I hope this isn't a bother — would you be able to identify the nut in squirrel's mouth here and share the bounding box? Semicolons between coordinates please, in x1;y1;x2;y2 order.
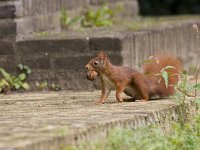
87;71;99;81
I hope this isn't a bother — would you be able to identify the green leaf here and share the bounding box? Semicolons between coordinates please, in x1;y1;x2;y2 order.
18;63;24;70
36;81;48;90
161;70;169;88
0;80;5;87
67;16;82;27
61;8;69;25
2;79;9;87
18;73;27;81
21;82;30;90
196;98;200;102
26;69;32;74
193;84;200;89
24;66;32;74
13;83;20;89
95;19;112;27
0;68;13;83
164;66;176;70
50;83;62;91
82;5;114;28
143;59;155;63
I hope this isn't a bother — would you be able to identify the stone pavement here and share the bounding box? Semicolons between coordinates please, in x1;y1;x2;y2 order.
0;91;197;150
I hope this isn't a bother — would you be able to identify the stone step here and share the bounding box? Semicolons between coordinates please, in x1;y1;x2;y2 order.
15;34;124;90
0;38;14;55
0;91;197;150
14;20;200;90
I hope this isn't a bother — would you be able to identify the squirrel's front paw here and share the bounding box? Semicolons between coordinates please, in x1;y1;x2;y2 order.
95;100;104;105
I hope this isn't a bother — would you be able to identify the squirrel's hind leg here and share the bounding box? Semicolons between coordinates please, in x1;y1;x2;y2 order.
132;73;149;101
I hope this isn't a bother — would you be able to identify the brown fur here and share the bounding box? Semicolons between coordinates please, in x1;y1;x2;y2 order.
143;54;182;97
86;52;182;104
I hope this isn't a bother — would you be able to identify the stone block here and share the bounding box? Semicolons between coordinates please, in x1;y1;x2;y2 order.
107;52;123;65
55;70;100;90
0;19;16;38
16;12;61;35
18;57;51;70
15;17;34;35
0;5;16;19
32;13;61;32
16;37;89;56
89;36;123;51
54;52;123;71
54;56;92;70
120;34;135;67
0;55;16;72
0;39;14;55
27;69;55;80
131;31;152;65
119;0;139;17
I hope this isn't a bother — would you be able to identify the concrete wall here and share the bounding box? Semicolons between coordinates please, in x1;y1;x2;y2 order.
15;21;200;90
121;22;200;68
0;0;139;35
0;0;199;91
0;0;17;74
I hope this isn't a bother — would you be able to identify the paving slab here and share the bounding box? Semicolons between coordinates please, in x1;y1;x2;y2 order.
0;91;197;150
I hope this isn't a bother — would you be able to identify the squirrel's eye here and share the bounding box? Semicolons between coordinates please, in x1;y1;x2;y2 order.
93;61;99;66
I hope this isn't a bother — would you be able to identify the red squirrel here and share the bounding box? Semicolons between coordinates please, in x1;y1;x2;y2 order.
86;51;182;104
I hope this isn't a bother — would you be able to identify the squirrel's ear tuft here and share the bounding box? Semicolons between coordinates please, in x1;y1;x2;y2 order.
97;51;107;60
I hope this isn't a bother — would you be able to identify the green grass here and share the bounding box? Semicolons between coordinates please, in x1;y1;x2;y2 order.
65;108;200;150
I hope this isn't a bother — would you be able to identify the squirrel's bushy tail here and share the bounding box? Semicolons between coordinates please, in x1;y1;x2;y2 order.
143;54;182;97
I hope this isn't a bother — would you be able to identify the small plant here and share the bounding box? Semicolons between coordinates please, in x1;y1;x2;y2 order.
18;63;32;75
0;64;31;94
36;81;62;91
61;5;121;29
81;5;114;27
155;64;199;124
61;8;83;29
144;53;199;125
49;83;62;91
57;127;69;137
64;114;200;150
36;81;48;90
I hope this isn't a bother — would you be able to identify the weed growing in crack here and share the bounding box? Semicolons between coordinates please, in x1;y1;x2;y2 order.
64;117;200;150
0;64;31;94
61;5;123;30
36;81;62;91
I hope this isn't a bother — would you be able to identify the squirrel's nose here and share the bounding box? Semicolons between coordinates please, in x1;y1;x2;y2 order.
85;64;89;70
